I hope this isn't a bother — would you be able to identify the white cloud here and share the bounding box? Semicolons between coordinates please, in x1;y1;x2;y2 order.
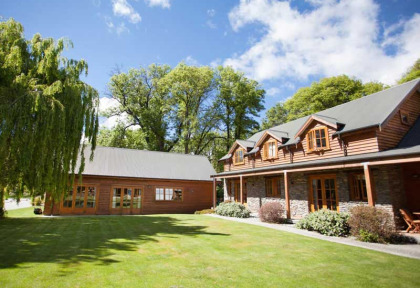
225;0;420;85
112;0;141;23
266;87;280;97
206;20;217;29
207;9;216;17
184;55;200;66
99;97;119;114
145;0;171;9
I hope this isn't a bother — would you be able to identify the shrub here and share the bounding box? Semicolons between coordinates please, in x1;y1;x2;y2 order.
259;202;284;223
348;206;395;243
296;209;350;237
194;209;215;215
215;202;251;218
33;196;43;206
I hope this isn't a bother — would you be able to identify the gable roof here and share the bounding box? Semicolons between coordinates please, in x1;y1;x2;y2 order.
79;146;215;181
227;139;255;154
248;78;420;147
294;114;340;138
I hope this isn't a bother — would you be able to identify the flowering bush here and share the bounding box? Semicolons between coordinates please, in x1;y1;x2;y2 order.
215;202;251;218
296;209;350;237
259;202;284;223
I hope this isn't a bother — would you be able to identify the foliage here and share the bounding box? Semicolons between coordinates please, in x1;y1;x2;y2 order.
194;209;215;215
0;18;99;212
398;58;420;84
259;202;285;223
215;66;265;151
296;209;350;237
32;196;43;206
97;124;147;150
215;201;251;218
348;206;395;243
262;75;386;126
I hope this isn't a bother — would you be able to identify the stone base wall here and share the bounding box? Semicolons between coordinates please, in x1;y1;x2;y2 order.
222;165;406;227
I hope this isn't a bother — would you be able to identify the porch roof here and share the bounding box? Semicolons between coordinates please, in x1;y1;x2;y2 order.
212;144;420;178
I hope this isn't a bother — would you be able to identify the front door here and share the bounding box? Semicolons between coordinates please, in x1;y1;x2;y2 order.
309;174;339;212
233;180;247;204
61;185;98;214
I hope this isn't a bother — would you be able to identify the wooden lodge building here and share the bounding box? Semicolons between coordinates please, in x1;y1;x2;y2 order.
212;78;420;225
44;147;215;215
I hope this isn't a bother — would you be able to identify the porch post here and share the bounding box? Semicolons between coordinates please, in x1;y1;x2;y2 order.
284;171;291;219
363;163;375;206
240;175;243;204
212;178;216;208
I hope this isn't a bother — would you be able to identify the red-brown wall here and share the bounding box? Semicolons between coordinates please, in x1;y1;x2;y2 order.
44;175;213;215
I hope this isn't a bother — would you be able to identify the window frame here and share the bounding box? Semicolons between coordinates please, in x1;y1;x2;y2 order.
155;186;183;202
110;185;144;212
306;126;330;152
265;177;281;198
400;109;410;126
61;183;99;213
348;173;368;202
234;148;245;165
263;139;278;160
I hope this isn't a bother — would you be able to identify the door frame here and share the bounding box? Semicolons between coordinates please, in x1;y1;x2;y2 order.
110;185;144;215
308;174;339;212
60;183;99;214
232;179;247;204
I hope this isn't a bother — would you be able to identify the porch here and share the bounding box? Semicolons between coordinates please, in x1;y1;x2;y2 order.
212;154;420;228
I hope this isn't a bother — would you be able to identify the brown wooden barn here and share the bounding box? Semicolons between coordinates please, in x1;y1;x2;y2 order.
44;147;215;215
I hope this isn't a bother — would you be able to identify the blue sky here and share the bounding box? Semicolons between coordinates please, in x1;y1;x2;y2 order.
2;0;420;128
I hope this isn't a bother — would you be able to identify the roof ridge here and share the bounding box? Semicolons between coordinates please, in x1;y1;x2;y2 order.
94;146;209;158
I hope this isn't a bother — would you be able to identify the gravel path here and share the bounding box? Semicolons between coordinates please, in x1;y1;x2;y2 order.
207;214;420;260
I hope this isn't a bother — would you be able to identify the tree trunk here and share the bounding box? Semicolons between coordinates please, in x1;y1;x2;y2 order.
0;186;4;218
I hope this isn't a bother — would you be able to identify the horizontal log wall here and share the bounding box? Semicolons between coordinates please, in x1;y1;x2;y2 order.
44;176;213;215
377;91;420;150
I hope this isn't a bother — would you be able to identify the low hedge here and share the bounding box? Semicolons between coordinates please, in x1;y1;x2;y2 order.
194;209;215;215
215;201;251;218
296;209;350;237
259;202;284;223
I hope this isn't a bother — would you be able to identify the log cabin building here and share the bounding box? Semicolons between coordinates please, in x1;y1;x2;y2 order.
44;147;215;215
212;78;420;226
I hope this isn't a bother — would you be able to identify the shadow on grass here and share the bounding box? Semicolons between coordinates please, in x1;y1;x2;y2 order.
0;216;228;270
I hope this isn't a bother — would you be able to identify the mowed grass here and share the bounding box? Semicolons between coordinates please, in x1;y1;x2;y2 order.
1;210;419;288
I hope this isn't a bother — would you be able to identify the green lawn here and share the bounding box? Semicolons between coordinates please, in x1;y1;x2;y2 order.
0;210;419;288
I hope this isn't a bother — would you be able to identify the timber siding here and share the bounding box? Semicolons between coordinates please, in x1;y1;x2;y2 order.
44;176;213;215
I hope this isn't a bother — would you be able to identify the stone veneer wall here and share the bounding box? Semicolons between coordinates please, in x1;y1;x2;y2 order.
223;164;406;227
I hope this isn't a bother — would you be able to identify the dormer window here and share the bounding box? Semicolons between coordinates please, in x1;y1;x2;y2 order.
400;110;410;125
263;140;278;160
307;126;329;152
234;148;245;165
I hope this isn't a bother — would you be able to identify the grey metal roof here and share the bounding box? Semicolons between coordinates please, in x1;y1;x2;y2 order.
267;129;289;140
219;153;232;161
236;140;255;149
398;116;420;148
80;146;215;181
213;144;420;177
247;78;420;146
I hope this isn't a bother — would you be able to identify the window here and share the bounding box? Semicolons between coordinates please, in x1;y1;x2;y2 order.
155;188;164;200
400;110;410;125
132;188;142;209
265;177;281;197
86;187;96;208
234;148;245;165
112;187;142;210
349;173;368;201
263;140;278;160
63;188;73;208
62;185;97;211
112;188;122;208
307;127;329;152
156;187;183;201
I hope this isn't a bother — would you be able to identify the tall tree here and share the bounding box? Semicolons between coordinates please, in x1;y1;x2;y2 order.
161;63;215;154
398;58;420;84
105;64;172;151
0;19;99;215
215;66;265;150
262;75;386;127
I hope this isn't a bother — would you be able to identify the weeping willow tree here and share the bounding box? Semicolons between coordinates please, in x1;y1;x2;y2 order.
0;18;99;216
